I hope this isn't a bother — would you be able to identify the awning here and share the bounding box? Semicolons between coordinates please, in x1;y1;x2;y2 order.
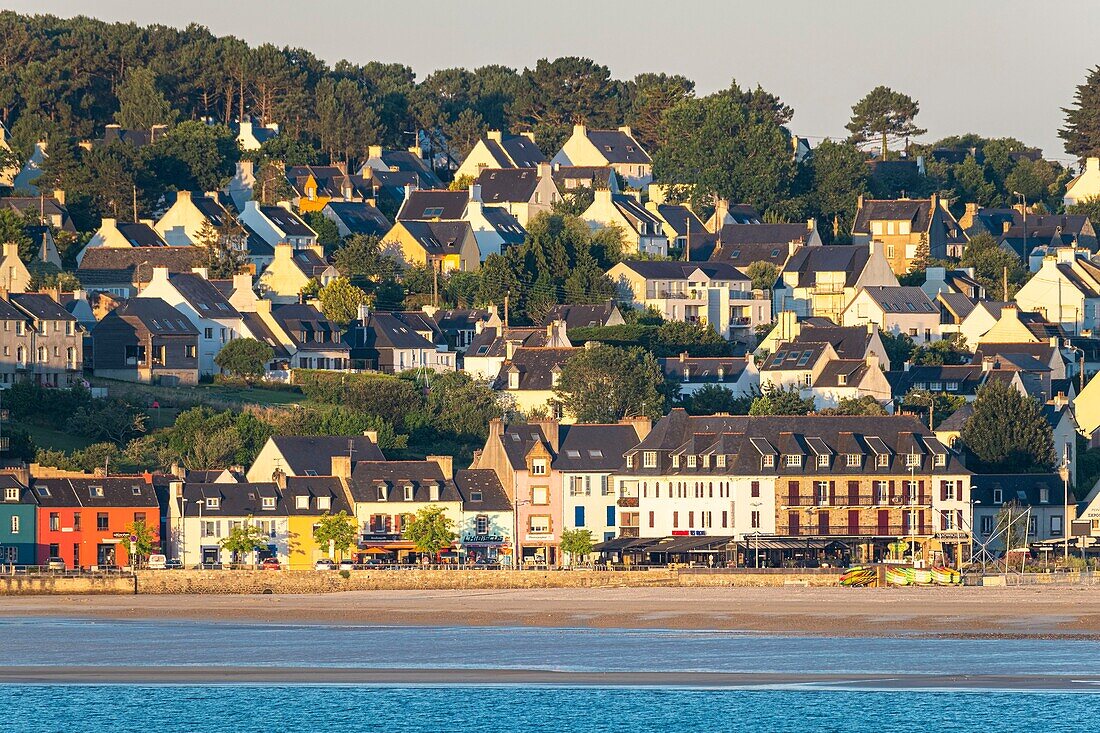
735;537;848;551
593;537;655;552
646;536;735;554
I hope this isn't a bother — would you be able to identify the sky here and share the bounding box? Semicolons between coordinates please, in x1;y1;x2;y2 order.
5;0;1098;164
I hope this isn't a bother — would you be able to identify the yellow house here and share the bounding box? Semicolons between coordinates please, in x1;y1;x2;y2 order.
281;475;356;569
383;220;480;272
493;346;578;421
258;243;337;304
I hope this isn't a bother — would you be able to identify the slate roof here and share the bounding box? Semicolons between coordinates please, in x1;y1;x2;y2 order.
453;468;511;511
398;220;474;256
0;297;28;321
32;477;159;508
269;435;385;476
972;343;1060;366
475;168;540;203
500;423;551;470
886;364;988;398
660;355;752;384
762;342;831;371
116;222;168;247
269;303;349;352
288;248;331;278
494;347;577;390
616;260;747;282
466;326;556;358
240;312;290;359
781;245;872;288
0;196;76;232
625;410;963;475
347;460;460;503
104;298;198;336
187;194;236;228
282;476;353;516
433;309;495;335
583;129;651;164
541;303;617;330
655;203;706;238
358;311;437;351
10;293;77;321
937;292;977;321
180;482;284;517
77;247;207;289
853;199;933;233
167;272;241;318
815;359;871;388
479;134;547;169
552;166;615;189
790;325;874;360
480;206;527;244
324;201;391;237
607;193;662;233
552;424;640;472
858;286;938;314
398;190;467;220
260;206;314;237
718;223;812;246
970;474;1072;506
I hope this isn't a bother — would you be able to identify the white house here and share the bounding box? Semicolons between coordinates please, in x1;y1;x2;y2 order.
455;130;546;181
155;191;240;247
773;243;899;322
136;267;249;375
78;218;169;264
552;125;652;188
474;163;561;225
239;201;318;250
581;189;667;256
236;121;279;152
1064;157;1100;207
660;354;760;399
1014;248;1100;336
841;286;941;344
169;480;288;567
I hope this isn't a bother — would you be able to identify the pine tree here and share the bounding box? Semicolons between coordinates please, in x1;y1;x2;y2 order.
960;380;1055;473
1061;66;1100;159
845;86;926;158
115;67;177;130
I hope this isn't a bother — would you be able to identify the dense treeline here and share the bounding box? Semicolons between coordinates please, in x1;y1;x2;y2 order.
0;11;1077;238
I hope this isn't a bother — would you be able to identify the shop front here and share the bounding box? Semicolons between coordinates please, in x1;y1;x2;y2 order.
357;533;456;564
522;532;558;567
459;531;507;564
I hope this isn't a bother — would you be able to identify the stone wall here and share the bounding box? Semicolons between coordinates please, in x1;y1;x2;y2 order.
0;574;135;595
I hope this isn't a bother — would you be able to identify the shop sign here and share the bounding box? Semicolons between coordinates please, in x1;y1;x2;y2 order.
461;532;504;544
525;533;554;542
670;530;707;537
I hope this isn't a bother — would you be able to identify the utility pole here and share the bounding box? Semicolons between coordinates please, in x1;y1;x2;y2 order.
1002;265;1008;302
432;265;438;308
684;215;691;262
503;293;510;329
132;185;138;223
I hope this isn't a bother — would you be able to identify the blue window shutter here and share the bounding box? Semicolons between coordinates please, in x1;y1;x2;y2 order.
606;505;616;526
575;506;585;527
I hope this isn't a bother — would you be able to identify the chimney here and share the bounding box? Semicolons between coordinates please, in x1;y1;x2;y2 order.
190;267;209;280
519;131;535;143
505;339;516;360
330;455;352;479
362;429;379;444
151;266;170;283
176;190;192;205
232;273;253;293
276;201;292;212
239;121;253;137
272;468;287;490
1054;392;1069;409
367;145;383;159
274;242;294;261
408;144;424;159
488;418;504;441
1;242;17;260
1088;157;1100;174
573;123;587;138
806;217;816;233
867;240;877;255
536;161;552;179
625;416;652;441
1050;335;1060;348
255;298;273;314
357;302;370;323
679;351;687;363
487;130;503;142
964;202;978;220
866;353;881;372
594;188;613;205
711;199;730;233
981;356;995;372
426;455;453;480
469;183;482;203
1003;220;1012;235
531;419;560;451
903;361;911;372
53;189;65;206
618;125;633;138
333;160;348;176
647;183;666;205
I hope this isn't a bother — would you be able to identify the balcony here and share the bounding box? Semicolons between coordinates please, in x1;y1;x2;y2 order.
781;494;930;508
784;523;932;537
619;527;640;538
617;497;639;508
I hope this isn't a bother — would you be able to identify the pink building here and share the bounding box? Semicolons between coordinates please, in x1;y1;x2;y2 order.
475;419;561;566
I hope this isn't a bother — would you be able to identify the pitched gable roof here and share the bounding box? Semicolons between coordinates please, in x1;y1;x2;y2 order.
475;168;541;203
583;129;651;164
397;190;467;221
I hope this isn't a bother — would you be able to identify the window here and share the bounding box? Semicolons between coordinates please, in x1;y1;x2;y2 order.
687;455;697;468
751;510;761;529
88;485;104;498
876;454;889;468
204;328;213;340
49;513;59;531
1052;515;1064;537
474;514;489;534
296;496;310;510
785;454;802;467
846;454;860;468
762;455;775;468
404;485;414;501
672;455;680;468
751;480;760;498
980;516;993;534
816;481;829;506
73;513;80;531
532;486;549;505
934;454;946;467
206;497;220;510
905;453;920;468
262;497;276;510
817;454;829;467
1039;488;1050;504
875;481;888;504
942;481;956;501
529;515;550;533
905;481;918;504
643;452;657;468
531;459;548;476
9;515;18;534
993;489;1003;504
606;505;615;527
186;345;196;358
200;520;219;538
96;513;109;531
3;487;17;501
716;455;726;468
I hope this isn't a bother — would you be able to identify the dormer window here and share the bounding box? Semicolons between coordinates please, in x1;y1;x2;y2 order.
508;371;519;389
89;486;104;498
762;455;775;468
876;454;889;468
262;497;276;510
532;459;548;476
906;453;920;468
934;454;946;467
4;488;18;501
716;455;727;468
404;485;414;501
846;454;861;468
317;496;331;511
643;452;657;469
817;455;830;467
687;455;697;468
296;495;309;510
429;484;441;502
785;454;802;467
206;497;220;509
470;491;483;502
672;455;680;468
378;486;387;501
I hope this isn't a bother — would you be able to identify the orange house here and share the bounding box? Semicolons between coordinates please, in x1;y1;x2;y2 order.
34;476;161;569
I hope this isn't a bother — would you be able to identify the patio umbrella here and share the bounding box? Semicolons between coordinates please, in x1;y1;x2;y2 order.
362;547;390;555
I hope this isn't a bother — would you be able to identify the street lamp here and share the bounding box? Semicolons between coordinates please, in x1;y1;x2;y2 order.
750;501;763;568
969;499;981;567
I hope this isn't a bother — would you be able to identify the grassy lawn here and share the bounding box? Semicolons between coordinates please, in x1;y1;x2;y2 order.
88;377;308;410
17;423;96;453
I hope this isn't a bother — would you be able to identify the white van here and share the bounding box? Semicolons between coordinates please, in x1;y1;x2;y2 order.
147;554;167;570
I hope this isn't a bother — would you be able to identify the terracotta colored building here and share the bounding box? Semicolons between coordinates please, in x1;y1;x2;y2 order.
34;476;161;568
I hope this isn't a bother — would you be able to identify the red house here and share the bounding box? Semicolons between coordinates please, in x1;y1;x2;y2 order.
34;476;161;568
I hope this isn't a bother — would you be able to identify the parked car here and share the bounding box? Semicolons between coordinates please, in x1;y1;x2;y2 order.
338;559;355;571
147;554;167;570
45;557;65;572
261;557;281;571
164;558;183;570
314;558;335;571
199;562;223;570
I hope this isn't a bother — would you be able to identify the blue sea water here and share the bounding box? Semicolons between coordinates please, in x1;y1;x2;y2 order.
1;619;1098;732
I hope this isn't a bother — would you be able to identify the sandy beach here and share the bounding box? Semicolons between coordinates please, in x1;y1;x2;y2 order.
2;586;1100;638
